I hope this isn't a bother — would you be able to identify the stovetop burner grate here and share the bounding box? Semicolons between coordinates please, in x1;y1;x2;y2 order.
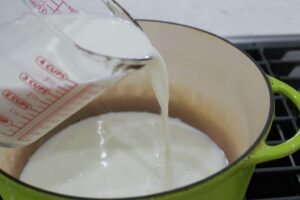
235;39;300;200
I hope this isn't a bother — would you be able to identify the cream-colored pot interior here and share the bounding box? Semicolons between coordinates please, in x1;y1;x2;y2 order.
0;21;271;180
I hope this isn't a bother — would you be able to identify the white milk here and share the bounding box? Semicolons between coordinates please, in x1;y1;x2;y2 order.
51;15;173;189
18;14;228;198
21;112;228;198
147;55;172;187
48;14;153;59
50;14;170;166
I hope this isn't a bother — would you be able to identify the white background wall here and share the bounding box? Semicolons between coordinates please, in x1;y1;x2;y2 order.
117;0;300;37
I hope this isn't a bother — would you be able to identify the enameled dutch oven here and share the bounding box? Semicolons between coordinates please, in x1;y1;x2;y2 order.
0;20;300;200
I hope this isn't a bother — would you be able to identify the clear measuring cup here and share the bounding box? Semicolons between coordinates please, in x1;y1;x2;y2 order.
0;0;151;147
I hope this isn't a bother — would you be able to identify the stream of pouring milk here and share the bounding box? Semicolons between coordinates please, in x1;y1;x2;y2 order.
20;14;228;198
48;14;173;189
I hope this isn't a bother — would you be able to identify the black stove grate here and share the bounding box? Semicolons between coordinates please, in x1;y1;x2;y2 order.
235;40;300;200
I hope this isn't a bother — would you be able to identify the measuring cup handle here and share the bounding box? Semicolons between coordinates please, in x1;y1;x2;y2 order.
249;76;300;164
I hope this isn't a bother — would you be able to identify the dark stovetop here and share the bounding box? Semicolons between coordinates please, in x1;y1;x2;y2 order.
231;36;300;200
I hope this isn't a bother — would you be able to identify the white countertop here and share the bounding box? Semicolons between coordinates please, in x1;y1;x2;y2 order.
117;0;300;37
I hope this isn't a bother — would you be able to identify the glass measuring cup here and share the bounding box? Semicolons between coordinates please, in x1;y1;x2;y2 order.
0;0;152;147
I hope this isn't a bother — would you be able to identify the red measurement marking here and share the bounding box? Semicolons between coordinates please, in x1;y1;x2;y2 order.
58;86;69;92
2;90;32;110
50;0;58;6
30;108;40;114
67;79;77;86
53;0;77;13
53;1;64;13
36;56;69;80
0;114;11;126
27;111;37;117
30;0;48;14
30;0;78;15
19;84;95;140
62;84;76;90
18;121;27;126
45;97;54;102
11;124;21;129
55;90;64;96
20;72;51;94
65;2;77;13
48;93;60;99
39;100;50;106
46;4;55;11
37;104;47;110
20;115;31;121
0;131;11;136
20;119;29;123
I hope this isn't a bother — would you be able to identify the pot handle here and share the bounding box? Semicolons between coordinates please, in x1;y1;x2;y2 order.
249;76;300;164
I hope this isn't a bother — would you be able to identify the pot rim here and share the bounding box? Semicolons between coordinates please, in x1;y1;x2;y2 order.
0;20;274;200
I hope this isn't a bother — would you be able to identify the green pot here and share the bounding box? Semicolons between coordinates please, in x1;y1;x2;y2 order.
0;20;300;200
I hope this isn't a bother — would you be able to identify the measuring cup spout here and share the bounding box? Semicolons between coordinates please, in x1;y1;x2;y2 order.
74;44;151;75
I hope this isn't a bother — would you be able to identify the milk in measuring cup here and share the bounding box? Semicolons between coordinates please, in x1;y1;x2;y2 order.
0;14;156;147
